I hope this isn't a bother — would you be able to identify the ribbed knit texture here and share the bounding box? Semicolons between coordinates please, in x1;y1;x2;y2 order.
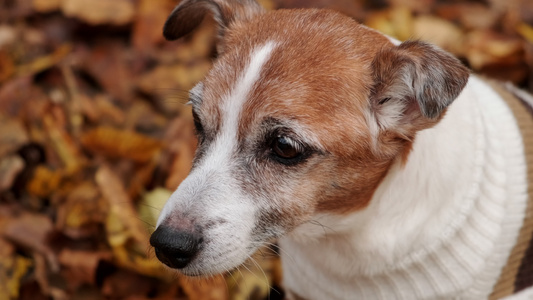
281;77;530;300
488;81;533;300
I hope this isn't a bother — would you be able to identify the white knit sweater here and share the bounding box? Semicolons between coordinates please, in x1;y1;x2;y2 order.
280;76;529;299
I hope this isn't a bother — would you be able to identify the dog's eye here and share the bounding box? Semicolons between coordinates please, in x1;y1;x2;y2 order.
272;136;302;160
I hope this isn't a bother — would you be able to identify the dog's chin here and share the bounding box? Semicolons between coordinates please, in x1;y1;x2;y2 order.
170;247;257;278
176;264;242;278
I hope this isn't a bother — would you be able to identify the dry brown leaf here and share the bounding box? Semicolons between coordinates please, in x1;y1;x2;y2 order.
26;166;63;198
96;165;168;278
16;44;72;77
126;160;158;200
43;113;84;172
0;155;25;191
61;182;107;230
179;275;228;300
0;25;17;49
138;188;171;234
96;165;149;245
61;0;135;25
94;95;127;124
436;3;499;30
272;0;364;19
79;94;126;124
82;45;134;103
0;118;30;157
227;249;280;300
136;61;212;97
466;30;525;70
365;7;414;41
101;269;160;299
517;22;533;44
0;77;33;116
132;0;175;52
389;0;435;14
165;142;194;190
59;249;112;287
412;15;465;56
163;109;195;148
0;50;15;83
1;213;58;272
257;0;275;10
32;0;61;12
81;126;162;163
124;100;167;134
0;238;33;300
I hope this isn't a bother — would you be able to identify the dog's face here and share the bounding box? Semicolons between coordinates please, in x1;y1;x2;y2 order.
150;0;469;276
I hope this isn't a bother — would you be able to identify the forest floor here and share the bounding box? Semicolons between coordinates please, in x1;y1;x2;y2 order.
0;0;532;299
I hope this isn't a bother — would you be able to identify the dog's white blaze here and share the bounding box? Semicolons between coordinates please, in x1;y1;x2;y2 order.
156;43;276;275
213;41;276;164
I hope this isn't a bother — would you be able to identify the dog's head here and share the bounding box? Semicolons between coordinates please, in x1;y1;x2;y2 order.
150;0;469;276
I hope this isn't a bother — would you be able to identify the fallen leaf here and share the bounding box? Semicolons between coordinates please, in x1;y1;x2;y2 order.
61;0;135;25
16;44;72;77
96;165;166;278
81;44;134;103
0;238;33;300
101;269;160;299
43;113;85;172
138;188;171;234
179;275;228;300
124;100;167;135
272;0;365;19
466;30;525;70
1;213;58;272
136;61;211;113
81;126;162;163
0;155;25;192
132;0;175;52
0;25;17;49
32;0;61;13
227;247;280;300
365;7;414;41
436;3;499;30
59;249;112;287
0;118;30;158
517;22;533;44
25;166;62;198
165;142;194;190
412;15;465;55
0;50;15;82
61;182;108;232
96;165;149;245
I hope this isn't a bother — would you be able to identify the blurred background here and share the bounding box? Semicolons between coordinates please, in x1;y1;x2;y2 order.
0;0;532;299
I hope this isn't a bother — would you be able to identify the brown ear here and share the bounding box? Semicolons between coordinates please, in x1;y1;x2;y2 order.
369;40;470;136
163;0;263;41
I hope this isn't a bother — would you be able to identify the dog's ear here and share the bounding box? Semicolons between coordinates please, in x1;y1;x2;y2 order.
368;40;469;138
163;0;264;41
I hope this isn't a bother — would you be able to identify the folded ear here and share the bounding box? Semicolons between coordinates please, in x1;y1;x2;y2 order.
369;40;470;138
163;0;263;41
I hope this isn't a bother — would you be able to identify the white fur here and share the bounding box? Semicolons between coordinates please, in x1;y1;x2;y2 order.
157;41;276;276
280;75;528;299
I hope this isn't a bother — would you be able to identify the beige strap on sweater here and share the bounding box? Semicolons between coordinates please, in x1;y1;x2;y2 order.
488;81;533;300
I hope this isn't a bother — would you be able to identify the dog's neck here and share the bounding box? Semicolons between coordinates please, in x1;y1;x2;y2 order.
280;76;528;299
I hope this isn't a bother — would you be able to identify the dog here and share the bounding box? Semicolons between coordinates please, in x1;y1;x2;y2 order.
149;0;533;299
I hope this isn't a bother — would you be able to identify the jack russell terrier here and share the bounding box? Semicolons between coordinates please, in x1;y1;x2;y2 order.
149;0;533;299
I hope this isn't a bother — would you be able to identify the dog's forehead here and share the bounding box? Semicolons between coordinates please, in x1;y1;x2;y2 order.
199;9;392;147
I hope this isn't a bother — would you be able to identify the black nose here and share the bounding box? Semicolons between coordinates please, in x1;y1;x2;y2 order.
150;226;203;269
